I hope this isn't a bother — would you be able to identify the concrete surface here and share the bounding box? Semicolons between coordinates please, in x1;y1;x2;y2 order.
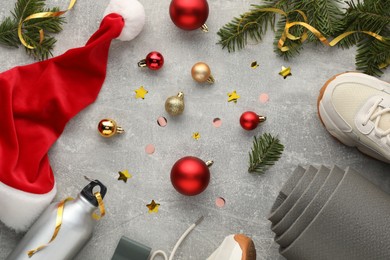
0;0;389;259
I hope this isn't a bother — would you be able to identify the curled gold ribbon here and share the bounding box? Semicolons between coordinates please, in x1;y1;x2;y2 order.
283;21;385;51
18;0;77;49
27;197;74;258
92;192;106;220
237;7;386;52
237;7;308;52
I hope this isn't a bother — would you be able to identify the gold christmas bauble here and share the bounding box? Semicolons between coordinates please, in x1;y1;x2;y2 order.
191;62;215;84
97;119;124;137
165;92;185;116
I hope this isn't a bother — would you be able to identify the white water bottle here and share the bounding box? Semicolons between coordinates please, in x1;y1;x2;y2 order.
7;180;107;260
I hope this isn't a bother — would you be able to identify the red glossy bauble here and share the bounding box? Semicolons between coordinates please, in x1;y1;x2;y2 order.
146;51;164;70
240;111;261;131
169;0;209;30
170;156;210;196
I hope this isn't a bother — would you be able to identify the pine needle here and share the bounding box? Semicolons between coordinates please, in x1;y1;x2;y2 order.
248;133;284;175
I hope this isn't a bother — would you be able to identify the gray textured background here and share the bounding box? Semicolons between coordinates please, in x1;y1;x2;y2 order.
0;0;389;259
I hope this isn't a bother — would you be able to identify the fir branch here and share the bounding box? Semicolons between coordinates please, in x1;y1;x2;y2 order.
217;0;289;52
248;133;284;175
355;36;390;77
338;0;390;48
296;0;344;41
0;17;19;47
0;0;67;60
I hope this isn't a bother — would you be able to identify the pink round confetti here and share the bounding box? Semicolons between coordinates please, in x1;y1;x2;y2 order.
145;144;155;154
157;116;167;127
215;197;226;208
213;118;222;128
259;93;269;103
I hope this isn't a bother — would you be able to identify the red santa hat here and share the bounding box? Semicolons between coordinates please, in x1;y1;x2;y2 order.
0;0;145;232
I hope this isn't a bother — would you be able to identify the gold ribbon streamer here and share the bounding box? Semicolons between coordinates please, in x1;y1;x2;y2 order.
237;8;308;52
18;0;77;49
283;21;385;51
92;192;106;220
27;197;74;258
237;7;386;52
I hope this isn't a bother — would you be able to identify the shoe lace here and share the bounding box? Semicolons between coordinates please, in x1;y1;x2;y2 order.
363;98;390;138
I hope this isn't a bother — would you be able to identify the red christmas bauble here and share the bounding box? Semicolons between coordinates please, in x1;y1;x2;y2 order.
240;111;260;131
170;156;210;196
146;51;164;70
169;0;209;30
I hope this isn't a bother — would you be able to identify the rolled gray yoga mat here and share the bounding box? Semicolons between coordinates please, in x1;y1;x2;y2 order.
269;166;317;224
269;166;390;260
271;166;331;236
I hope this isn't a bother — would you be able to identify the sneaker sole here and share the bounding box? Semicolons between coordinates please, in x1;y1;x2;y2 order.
317;72;390;163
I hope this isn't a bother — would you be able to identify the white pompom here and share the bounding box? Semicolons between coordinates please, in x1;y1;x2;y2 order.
103;0;146;41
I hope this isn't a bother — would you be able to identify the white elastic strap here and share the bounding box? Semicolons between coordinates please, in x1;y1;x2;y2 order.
150;216;204;260
150;250;168;260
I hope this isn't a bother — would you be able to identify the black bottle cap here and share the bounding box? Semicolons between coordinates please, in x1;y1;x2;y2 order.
80;180;107;207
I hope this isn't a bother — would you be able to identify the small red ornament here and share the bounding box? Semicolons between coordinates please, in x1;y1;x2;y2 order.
239;111;267;131
138;51;164;70
169;0;209;31
170;156;213;196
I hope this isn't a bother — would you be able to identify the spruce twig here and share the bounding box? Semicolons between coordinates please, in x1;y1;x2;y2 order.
248;133;284;175
338;0;390;76
0;0;66;60
217;0;389;76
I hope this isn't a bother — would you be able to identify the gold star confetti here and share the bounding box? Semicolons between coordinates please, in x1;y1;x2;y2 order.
279;66;292;79
135;86;148;99
227;91;240;103
251;61;259;69
117;170;132;183
146;200;160;213
192;132;200;140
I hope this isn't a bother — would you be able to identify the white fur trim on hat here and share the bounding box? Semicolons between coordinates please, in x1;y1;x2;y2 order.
0;182;56;232
103;0;146;41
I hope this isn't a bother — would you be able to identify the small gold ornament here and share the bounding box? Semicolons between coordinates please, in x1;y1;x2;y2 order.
165;92;185;116
191;62;215;84
97;119;124;137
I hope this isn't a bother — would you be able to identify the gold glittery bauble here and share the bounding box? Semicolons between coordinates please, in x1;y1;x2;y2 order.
165;92;185;116
97;119;124;137
191;62;215;84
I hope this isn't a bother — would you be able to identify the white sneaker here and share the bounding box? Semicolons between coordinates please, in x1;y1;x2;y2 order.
207;234;256;260
318;72;390;163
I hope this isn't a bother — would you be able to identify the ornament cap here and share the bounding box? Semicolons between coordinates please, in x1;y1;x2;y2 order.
116;126;125;134
177;92;184;99
137;59;147;67
207;74;215;84
201;24;209;32
259;115;267;123
205;160;214;167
